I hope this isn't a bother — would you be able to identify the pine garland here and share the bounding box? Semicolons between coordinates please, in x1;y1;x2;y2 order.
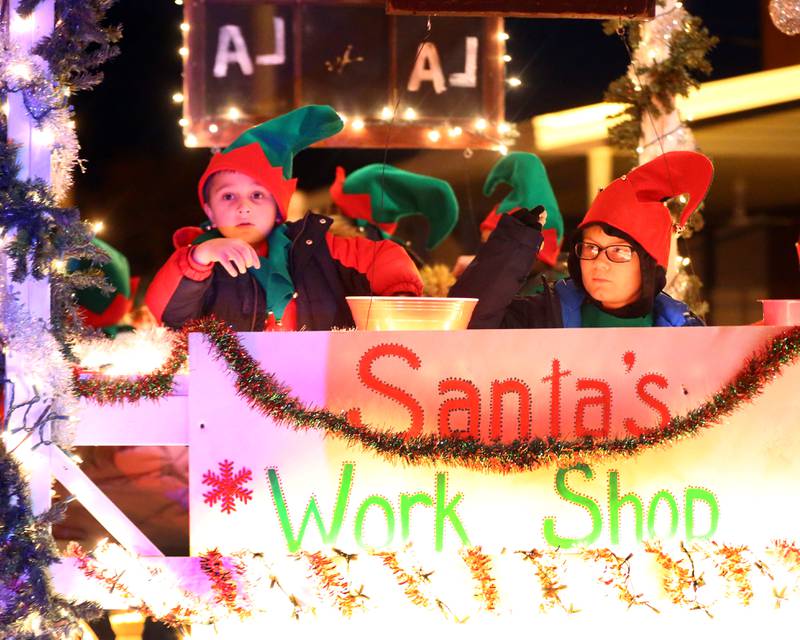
75;319;800;473
0;443;101;638
17;0;122;93
603;5;718;157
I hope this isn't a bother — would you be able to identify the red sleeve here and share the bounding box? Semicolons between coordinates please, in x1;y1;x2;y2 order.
145;240;214;325
325;234;423;296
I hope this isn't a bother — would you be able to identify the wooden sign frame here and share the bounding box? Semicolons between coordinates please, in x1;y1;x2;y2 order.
385;0;657;19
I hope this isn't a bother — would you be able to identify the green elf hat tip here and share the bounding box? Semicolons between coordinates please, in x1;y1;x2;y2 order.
69;237;137;329
198;105;344;219
331;164;458;250
481;152;563;265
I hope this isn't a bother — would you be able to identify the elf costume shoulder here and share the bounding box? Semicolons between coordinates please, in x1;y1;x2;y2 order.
450;151;712;329
145;106;422;331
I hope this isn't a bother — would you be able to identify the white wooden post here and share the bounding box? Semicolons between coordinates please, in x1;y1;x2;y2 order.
3;0;56;515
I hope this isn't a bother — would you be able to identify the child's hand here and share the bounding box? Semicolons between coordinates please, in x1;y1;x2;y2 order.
191;238;260;277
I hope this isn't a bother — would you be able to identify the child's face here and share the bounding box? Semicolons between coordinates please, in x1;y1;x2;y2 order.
202;171;278;246
579;225;642;310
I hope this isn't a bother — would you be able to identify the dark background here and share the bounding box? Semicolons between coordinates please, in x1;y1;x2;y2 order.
72;1;796;322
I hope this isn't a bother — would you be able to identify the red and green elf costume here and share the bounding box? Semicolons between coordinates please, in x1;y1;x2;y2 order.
145;105;422;331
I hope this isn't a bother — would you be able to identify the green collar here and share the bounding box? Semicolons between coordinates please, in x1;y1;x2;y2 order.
580;302;653;328
191;226;295;321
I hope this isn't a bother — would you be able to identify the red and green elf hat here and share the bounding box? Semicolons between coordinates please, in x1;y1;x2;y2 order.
329;164;458;250
480;152;564;266
69;237;138;329
579;151;713;268
198;105;344;221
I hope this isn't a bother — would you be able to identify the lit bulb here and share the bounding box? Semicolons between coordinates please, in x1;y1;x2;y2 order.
91;221;104;234
497;144;509;156
51;259;66;273
174;0;183;5
226;106;242;120
172;92;184;103
427;129;441;142
678;194;688;204
403;107;417;121
380;106;393;120
185;134;198;147
208;123;219;133
1;102;9;117
180;22;190;32
497;122;511;135
11;13;36;33
502;54;512;62
8;62;31;79
681;256;691;266
474;118;488;131
447;126;463;138
62;87;71;97
636;145;644;154
178;117;188;127
351;118;365;131
32;127;54;147
498;32;510;41
507;77;522;88
178;46;189;57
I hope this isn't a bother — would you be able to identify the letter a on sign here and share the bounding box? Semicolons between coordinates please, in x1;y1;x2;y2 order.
214;25;254;77
407;42;447;94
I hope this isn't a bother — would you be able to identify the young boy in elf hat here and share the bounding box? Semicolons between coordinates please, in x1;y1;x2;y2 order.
453;152;566;295
450;151;713;328
146;106;423;331
328;163;459;265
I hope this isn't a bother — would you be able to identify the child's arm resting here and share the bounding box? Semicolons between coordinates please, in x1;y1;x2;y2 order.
448;212;543;328
145;246;215;327
326;234;423;296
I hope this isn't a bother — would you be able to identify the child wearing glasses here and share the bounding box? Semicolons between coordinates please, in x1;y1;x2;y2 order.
449;151;713;328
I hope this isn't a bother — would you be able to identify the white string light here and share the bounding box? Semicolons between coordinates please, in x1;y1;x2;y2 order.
208;123;219;134
474;118;487;131
178;46;189;58
351;117;365;131
507;77;522;88
402;107;417;121
427;129;441;142
172;92;184;103
178;117;188;127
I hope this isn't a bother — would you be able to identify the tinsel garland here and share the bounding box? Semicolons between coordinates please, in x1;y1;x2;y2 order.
460;547;499;611
705;543;754;606
517;548;573;612
581;547;657;611
69;539;800;626
199;548;248;617
301;551;365;617
75;319;800;474
373;551;431;609
0;445;101;638
645;541;711;616
0;43;79;200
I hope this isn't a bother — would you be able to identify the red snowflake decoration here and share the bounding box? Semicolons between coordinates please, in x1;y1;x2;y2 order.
202;460;253;514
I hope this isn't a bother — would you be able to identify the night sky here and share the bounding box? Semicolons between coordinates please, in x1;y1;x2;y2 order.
71;0;763;290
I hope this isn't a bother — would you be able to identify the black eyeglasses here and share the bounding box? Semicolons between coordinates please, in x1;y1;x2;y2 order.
574;242;635;263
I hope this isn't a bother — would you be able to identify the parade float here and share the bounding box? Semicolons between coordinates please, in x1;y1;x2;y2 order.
2;1;800;639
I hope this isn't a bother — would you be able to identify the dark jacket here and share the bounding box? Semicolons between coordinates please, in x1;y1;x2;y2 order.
145;213;423;331
449;214;703;329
